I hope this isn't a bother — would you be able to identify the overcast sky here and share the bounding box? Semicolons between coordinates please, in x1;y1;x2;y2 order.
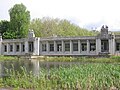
0;0;120;31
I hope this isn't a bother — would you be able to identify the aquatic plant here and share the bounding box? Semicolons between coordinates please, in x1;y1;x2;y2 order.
0;55;17;61
43;56;120;63
0;63;120;90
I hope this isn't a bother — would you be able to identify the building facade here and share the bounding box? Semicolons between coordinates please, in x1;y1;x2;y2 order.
0;25;120;56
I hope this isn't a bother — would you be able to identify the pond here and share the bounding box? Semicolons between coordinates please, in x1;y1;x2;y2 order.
0;59;120;89
0;59;85;77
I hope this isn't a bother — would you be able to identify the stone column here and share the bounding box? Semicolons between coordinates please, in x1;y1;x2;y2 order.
112;38;115;55
25;41;29;54
39;41;41;54
62;40;65;53
87;40;90;54
54;41;57;52
78;40;81;53
96;39;101;55
70;40;73;54
46;41;49;53
13;43;16;53
109;38;115;55
34;38;40;55
19;43;22;53
7;43;9;54
109;39;112;54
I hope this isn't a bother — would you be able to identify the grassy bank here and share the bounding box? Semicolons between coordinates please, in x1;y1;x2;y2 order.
41;56;120;63
0;55;120;63
0;63;120;90
0;55;17;61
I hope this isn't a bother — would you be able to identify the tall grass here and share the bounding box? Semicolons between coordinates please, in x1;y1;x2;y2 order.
43;56;120;63
0;63;120;90
0;55;17;61
2;65;39;89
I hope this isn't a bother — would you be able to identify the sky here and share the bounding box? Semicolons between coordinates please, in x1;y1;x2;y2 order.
0;0;120;31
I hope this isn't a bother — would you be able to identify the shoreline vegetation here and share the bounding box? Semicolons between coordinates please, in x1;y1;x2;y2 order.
40;56;120;63
0;55;120;89
0;55;17;61
0;63;120;90
0;55;120;63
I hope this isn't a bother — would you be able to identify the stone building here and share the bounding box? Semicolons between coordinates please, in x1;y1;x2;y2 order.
0;25;120;56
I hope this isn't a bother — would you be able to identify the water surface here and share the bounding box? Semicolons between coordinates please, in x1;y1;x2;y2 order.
0;59;84;77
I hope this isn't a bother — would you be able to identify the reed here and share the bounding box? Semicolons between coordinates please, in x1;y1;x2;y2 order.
0;55;17;61
0;63;120;90
43;56;120;63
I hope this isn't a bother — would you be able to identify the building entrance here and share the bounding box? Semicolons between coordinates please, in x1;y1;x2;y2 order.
101;40;109;52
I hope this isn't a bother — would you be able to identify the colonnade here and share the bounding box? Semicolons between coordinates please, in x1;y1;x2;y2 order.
0;37;116;56
40;39;98;55
1;41;33;55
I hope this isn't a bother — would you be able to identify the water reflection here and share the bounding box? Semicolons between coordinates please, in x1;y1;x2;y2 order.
0;59;83;77
31;60;40;76
0;60;37;77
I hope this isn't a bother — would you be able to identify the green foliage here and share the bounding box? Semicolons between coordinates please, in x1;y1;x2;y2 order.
3;66;39;89
41;56;120;63
30;17;97;37
3;31;17;39
0;3;30;39
110;56;120;60
29;18;43;37
1;4;98;39
9;3;30;38
0;55;17;60
0;20;10;35
1;64;120;89
0;4;97;39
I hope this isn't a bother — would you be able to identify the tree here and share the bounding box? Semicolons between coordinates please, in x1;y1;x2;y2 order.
29;18;43;37
9;3;30;38
3;31;16;39
0;20;10;35
29;17;96;37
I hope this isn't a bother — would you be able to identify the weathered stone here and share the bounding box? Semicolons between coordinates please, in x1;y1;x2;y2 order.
0;25;119;56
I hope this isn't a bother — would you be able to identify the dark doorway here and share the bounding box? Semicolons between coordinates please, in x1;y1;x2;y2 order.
101;40;109;52
29;42;34;52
